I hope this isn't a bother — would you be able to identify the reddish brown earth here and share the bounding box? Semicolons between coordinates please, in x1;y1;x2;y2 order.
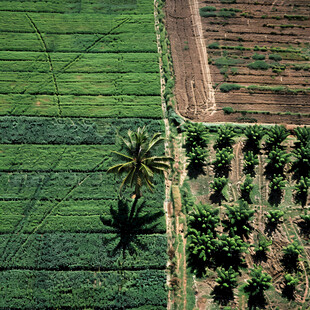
164;0;310;124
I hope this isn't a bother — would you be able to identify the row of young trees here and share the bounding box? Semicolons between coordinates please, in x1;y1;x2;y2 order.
184;123;310;306
185;123;310;207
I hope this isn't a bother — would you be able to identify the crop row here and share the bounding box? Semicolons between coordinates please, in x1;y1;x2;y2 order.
0;269;167;309
0;52;159;73
0;116;163;144
0;197;166;234
0;12;155;34
0;144;119;171
0;72;160;95
0;97;162;118
0;0;154;15
0;32;157;53
0;171;165;200
0;232;167;270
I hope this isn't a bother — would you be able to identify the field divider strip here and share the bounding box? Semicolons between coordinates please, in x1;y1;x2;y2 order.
25;13;62;115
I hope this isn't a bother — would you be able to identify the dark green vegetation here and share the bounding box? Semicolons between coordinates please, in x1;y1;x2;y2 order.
179;123;310;309
0;0;168;309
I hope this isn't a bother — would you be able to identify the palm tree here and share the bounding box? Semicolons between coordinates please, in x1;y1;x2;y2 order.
265;125;289;151
107;126;171;199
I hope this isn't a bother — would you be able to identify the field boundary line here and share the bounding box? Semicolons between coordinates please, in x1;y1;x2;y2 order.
25;13;62;115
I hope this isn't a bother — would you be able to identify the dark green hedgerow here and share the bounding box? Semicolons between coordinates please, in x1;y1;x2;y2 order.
0;233;167;270
0;269;167;309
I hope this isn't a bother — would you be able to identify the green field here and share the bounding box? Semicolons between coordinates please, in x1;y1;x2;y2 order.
0;0;167;308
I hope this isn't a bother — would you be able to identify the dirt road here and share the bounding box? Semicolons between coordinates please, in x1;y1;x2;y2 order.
165;0;216;121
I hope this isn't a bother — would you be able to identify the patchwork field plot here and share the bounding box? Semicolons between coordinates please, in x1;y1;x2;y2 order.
0;0;167;309
164;0;310;124
168;124;310;309
200;0;310;124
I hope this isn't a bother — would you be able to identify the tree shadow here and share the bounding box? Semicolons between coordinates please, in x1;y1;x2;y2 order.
268;189;283;207
243;165;256;178
211;286;234;306
100;198;163;259
282;285;295;300
213;165;231;178
297;220;310;239
253;251;268;264
281;255;300;273
210;192;226;205
264;222;278;237
247;294;268;309
240;190;253;204
187;162;206;179
264;164;284;181
242;142;260;156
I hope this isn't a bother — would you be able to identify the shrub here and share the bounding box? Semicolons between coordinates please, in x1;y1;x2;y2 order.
200;11;217;17
210;177;228;195
269;175;286;192
208;42;220;49
294;177;310;207
220;83;242;93
222;107;234;114
269;54;282;61
243;151;259;176
252;53;265;60
187;146;208;167
282;240;303;270
200;6;216;12
248;60;270;70
185;122;209;149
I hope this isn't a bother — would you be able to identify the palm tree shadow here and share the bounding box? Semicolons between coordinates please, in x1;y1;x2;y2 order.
211;286;234;306
268;189;283;206
100;198;163;259
187;162;206;179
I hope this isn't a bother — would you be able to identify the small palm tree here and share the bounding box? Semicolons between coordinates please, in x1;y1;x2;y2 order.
107;126;171;199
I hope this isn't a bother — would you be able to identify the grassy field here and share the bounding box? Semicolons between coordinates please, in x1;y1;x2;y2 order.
0;0;168;308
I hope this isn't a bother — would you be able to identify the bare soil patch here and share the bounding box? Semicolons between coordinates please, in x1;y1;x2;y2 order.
165;0;310;124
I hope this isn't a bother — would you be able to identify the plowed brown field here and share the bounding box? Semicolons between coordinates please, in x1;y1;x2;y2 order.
164;0;310;124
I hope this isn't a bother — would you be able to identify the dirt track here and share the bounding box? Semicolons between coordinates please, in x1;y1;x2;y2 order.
165;0;216;121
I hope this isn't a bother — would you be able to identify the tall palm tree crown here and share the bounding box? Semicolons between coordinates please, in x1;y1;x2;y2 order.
108;126;171;198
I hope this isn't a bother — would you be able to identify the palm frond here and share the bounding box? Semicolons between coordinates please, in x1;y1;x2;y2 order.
141;163;154;178
111;150;133;160
120;168;136;190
